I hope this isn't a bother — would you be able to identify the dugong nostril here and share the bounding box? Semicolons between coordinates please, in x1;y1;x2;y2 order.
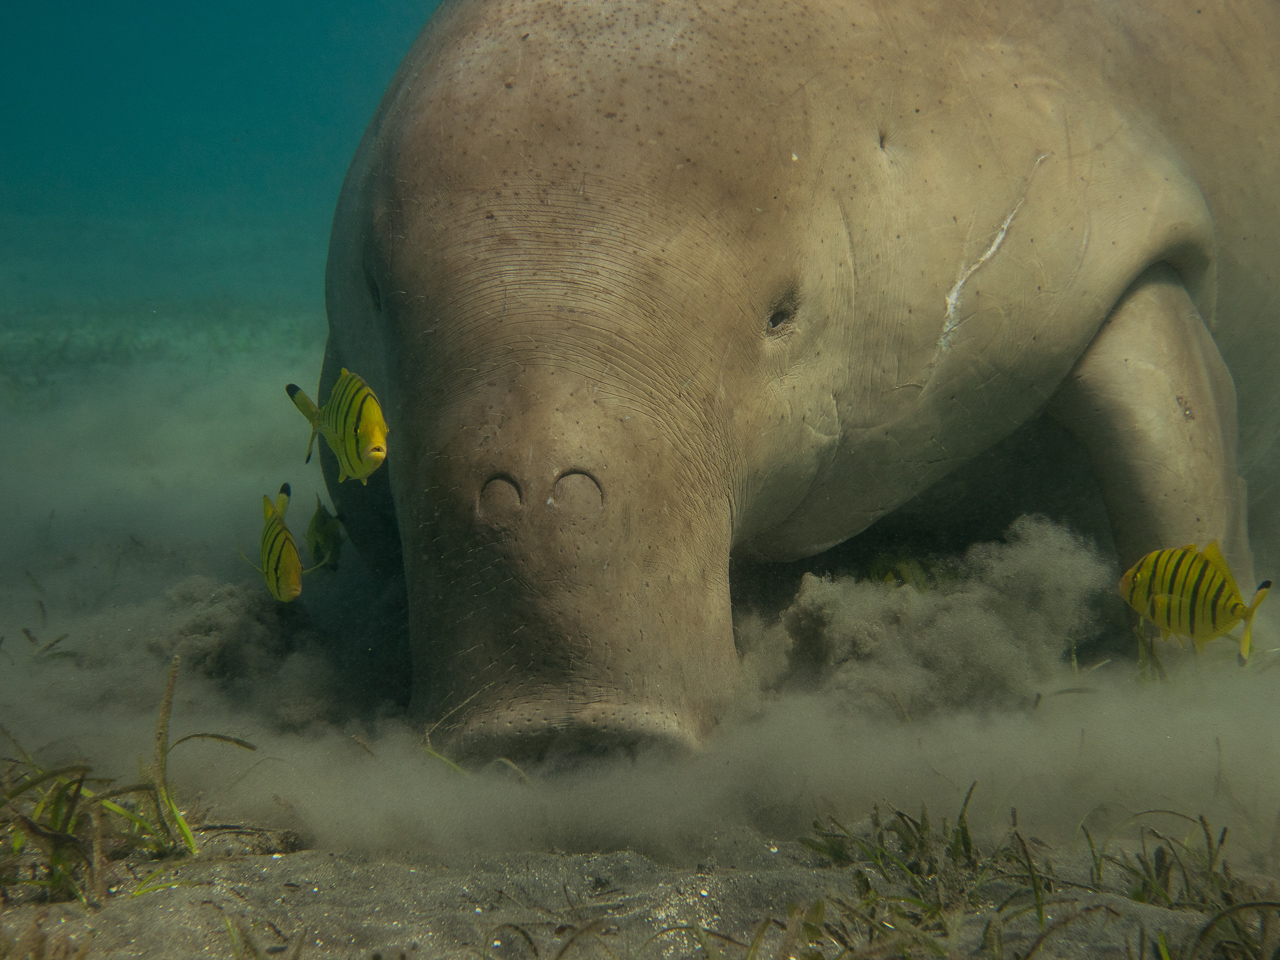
478;475;522;524
551;470;604;518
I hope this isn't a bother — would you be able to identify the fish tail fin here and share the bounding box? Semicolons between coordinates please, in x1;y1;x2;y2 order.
1239;579;1273;664
286;383;321;422
286;384;323;462
275;482;291;519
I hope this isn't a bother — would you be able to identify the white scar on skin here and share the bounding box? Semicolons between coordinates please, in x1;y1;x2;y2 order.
936;154;1048;357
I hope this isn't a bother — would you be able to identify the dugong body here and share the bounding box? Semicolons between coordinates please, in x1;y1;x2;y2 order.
321;0;1280;760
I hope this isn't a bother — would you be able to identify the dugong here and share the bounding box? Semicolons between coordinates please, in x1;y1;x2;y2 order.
319;0;1280;761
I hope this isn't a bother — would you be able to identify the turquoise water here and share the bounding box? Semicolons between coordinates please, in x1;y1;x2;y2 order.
1;1;435;324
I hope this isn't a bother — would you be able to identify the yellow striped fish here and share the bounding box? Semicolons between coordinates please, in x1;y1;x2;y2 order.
286;369;388;484
257;483;303;602
1119;541;1271;663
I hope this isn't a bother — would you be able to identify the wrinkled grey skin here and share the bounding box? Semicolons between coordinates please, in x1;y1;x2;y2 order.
320;0;1280;760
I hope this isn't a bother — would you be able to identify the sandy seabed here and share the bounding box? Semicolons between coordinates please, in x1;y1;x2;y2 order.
3;318;1280;958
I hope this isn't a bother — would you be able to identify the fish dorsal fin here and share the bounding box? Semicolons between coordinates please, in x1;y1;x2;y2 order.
261;495;274;522
1201;540;1241;597
332;368;352;405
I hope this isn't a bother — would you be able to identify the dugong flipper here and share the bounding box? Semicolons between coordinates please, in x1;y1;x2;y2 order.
1052;264;1253;587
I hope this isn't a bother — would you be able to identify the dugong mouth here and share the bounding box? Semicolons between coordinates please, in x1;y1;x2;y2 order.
444;698;702;768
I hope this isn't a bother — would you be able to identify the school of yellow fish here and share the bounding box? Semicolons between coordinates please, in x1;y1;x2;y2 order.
246;369;387;603
1119;540;1272;665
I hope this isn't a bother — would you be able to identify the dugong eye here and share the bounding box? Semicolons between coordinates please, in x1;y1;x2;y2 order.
766;288;799;334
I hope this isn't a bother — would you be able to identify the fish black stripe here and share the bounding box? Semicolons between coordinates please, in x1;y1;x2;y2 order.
1144;555;1163;621
1134;552;1160;607
264;519;284;556
268;514;290;547
1151;555;1165;625
269;529;286;579
1154;551;1175;628
352;392;373;466
264;549;280;592
333;375;359;436
1165;551;1190;629
264;522;287;574
269;524;298;593
334;379;362;474
270;536;291;595
1178;553;1202;634
1172;555;1187;640
1208;576;1228;629
1187;557;1209;637
1154;550;1174;594
1166;550;1188;591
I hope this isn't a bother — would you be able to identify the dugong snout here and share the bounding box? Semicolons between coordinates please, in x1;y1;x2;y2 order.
404;382;740;766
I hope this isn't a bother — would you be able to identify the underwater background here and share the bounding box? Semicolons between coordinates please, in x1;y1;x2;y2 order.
2;0;435;321
0;0;431;597
4;0;1280;905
